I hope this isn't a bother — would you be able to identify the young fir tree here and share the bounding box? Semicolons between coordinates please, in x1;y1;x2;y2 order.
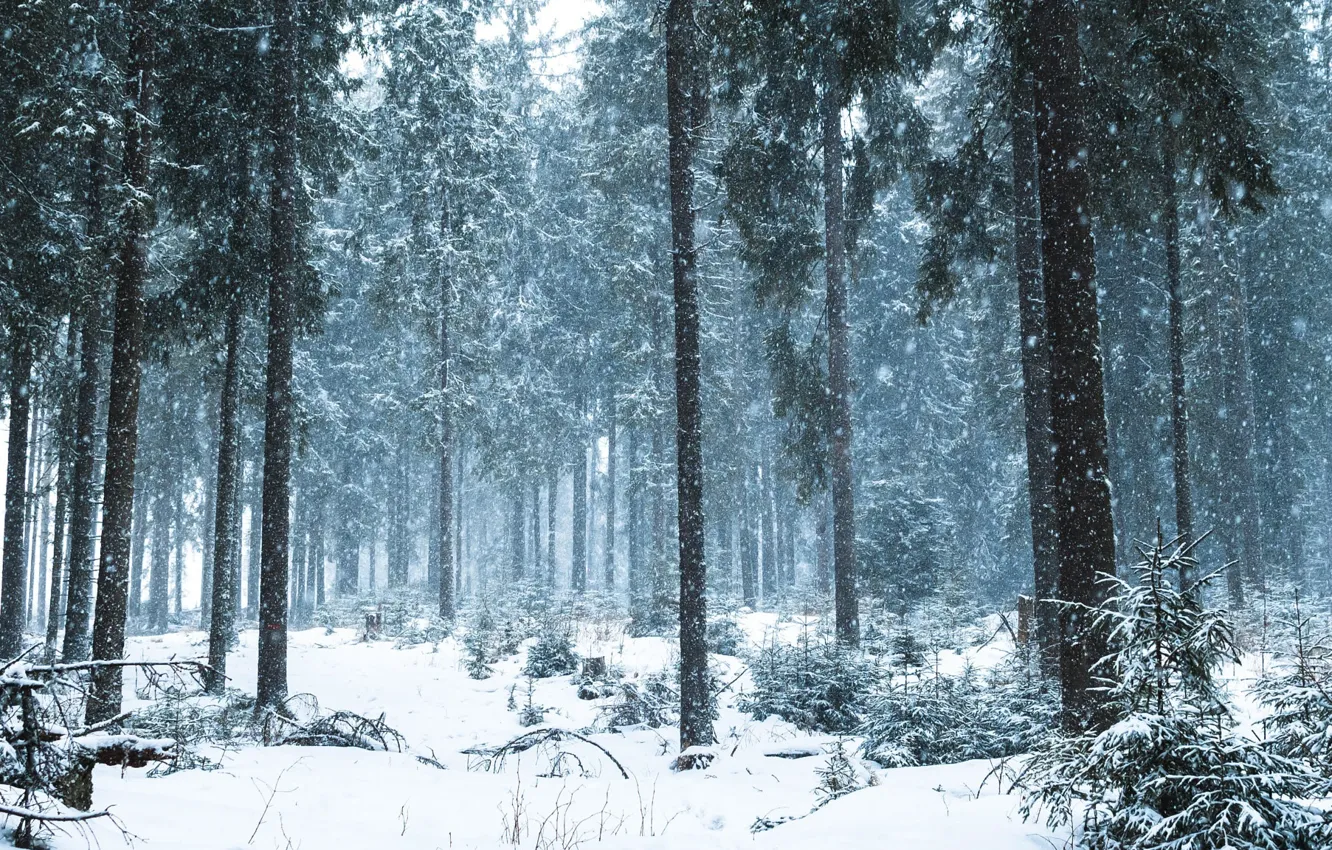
1022;532;1332;849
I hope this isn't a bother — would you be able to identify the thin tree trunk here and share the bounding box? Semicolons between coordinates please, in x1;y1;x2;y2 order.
62;314;104;661
741;467;757;609
34;420;54;634
667;0;713;752
23;403;42;627
1162;126;1193;561
572;430;588;592
0;329;35;658
256;0;299;712
1031;0;1116;731
86;0;153;721
46;328;77;657
128;481;149;622
510;485;524;581
247;463;262;615
627;429;642;610
524;479;535;580
761;441;777;601
150;492;170;634
171;473;183;617
815;489;830;595
200;459;215;628
547;467;558;588
822;60;857;647
1011;66;1060;672
206;295;242;692
604;397;617;590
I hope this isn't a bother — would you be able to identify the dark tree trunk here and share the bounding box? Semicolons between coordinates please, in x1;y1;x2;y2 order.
740;469;758;609
0;329;35;659
572;434;588;593
822;63;857;647
604;398;617;590
815;490;830;595
206;295;242;692
437;226;454;614
150;495;170;634
200;460;215;629
546;467;558;588
256;0;299;712
510;485;524;581
1162;126;1193;564
45;330;76;657
666;0;713;754
23;408;41;628
247;462;262;615
524;479;535;580
1030;0;1116;731
626;430;642;609
170;473;183;616
761;442;777;601
454;448;463;598
62;314;104;661
86;0;153;721
34;425;53;634
128;481;149;622
1011;67;1059;673
314;502;326;607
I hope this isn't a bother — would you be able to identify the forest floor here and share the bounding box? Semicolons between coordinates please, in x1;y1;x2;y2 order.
27;612;1066;850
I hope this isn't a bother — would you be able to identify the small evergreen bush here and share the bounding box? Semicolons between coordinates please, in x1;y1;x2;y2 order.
1020;533;1332;850
524;628;579;678
739;634;881;734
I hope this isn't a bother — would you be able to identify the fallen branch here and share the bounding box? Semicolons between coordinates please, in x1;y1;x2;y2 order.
485;728;629;780
0;803;111;823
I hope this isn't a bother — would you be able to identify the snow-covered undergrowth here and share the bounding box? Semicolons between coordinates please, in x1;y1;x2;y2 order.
17;613;1063;850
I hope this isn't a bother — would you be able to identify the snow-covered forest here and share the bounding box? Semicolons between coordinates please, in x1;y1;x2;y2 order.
3;0;1332;846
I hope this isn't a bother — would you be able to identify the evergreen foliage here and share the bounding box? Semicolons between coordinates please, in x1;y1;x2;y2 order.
740;633;881;733
1021;534;1332;850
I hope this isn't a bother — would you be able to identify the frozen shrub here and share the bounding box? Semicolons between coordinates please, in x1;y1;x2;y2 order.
523;629;579;678
858;654;1055;768
1021;534;1332;850
707;614;748;657
739;635;881;734
600;671;679;730
1253;597;1332;772
816;740;866;806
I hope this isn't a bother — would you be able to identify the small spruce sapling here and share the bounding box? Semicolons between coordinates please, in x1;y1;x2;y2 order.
1253;593;1332;771
1020;530;1332;850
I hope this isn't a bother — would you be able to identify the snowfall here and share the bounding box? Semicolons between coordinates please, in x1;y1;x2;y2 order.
16;614;1068;850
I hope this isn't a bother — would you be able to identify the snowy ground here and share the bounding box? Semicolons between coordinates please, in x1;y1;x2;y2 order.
18;617;1065;850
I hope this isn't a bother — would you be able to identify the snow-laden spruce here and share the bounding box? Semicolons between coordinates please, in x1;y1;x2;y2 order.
1021;534;1332;850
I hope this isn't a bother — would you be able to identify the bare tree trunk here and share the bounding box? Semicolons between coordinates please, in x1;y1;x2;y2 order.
1010;66;1059;673
1031;0;1116;731
822;59;857;647
741;466;758;609
206;295;242;692
256;0;299;712
0;328;35;659
761;440;777;602
45;329;77;657
666;0;713;754
604;397;617;590
437;207;455;616
572;425;588;593
546;466;557;588
1162;126;1193;563
86;0;153;721
62;313;104;661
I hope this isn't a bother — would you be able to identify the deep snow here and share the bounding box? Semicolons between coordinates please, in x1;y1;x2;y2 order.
13;617;1064;850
